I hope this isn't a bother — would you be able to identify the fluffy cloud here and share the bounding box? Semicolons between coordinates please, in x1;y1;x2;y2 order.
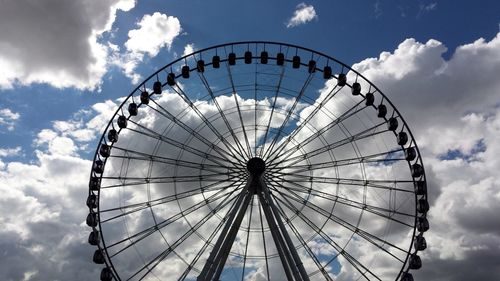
0;97;121;280
125;12;181;56
1;30;500;280
0;0;135;90
352;32;500;280
0;108;20;131
34;100;117;156
353;34;500;152
286;3;318;28
0;146;21;157
182;43;196;57
114;12;182;83
0;151;97;280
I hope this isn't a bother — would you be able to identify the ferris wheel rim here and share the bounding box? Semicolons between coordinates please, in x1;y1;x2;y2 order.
86;41;429;281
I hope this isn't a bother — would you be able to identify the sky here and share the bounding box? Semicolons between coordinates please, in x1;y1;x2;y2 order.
1;0;500;280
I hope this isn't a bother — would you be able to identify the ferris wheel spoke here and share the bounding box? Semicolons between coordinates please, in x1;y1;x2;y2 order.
198;177;256;281
268;187;382;281
276;190;409;267
269;147;406;174
109;145;244;174
178;192;244;280
196;70;252;160
102;180;242;232
272;174;414;195
269;171;414;194
121;121;238;167
171;83;249;161
268;188;335;281
107;153;240;174
225;59;253;158
128;187;242;281
169;84;249;162
265;84;342;164
275;177;412;230
253;63;258;157
99;176;241;217
98;173;244;189
259;64;285;158
101;173;237;184
269;183;411;259
147;100;245;165
269;120;389;169
266;98;368;166
108;181;243;262
262;71;315;160
268;177;414;221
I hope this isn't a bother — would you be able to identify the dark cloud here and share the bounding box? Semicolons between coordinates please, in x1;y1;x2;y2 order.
415;244;500;281
0;0;134;89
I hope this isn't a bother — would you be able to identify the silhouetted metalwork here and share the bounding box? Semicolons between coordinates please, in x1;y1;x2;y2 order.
86;41;429;280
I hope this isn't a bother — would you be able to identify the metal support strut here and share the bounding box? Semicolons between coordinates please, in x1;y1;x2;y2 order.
198;157;310;281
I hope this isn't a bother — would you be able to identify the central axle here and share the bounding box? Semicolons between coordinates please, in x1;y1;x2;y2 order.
246;157;266;194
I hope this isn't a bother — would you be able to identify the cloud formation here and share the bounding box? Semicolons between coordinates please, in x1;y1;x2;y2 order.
418;2;438;17
1;30;500;280
114;12;182;83
0;97;121;280
182;43;196;57
0;146;21;157
0;2;183;89
125;12;181;56
352;32;500;280
286;3;318;28
0;0;135;90
0;108;20;131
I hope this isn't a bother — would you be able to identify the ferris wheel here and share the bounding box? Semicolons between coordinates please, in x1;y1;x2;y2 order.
86;41;429;281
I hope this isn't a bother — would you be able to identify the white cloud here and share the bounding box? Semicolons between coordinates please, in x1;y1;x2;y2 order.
0;146;21;158
0;150;97;280
47;136;77;156
0;0;135;90
0;108;20;131
0;96;121;280
351;32;500;280
182;43;196;57
34;100;118;155
35;129;58;146
114;12;182;83
286;3;318;28
422;2;437;12
125;12;181;56
417;2;438;18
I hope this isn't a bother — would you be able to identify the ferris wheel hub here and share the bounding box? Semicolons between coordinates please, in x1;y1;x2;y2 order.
246;157;266;176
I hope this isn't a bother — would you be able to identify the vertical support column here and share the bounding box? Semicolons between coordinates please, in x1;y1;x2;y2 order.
198;179;253;281
257;190;297;280
198;157;309;281
258;177;310;281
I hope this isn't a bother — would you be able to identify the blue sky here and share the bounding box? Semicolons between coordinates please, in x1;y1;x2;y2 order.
1;0;500;280
1;0;499;160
